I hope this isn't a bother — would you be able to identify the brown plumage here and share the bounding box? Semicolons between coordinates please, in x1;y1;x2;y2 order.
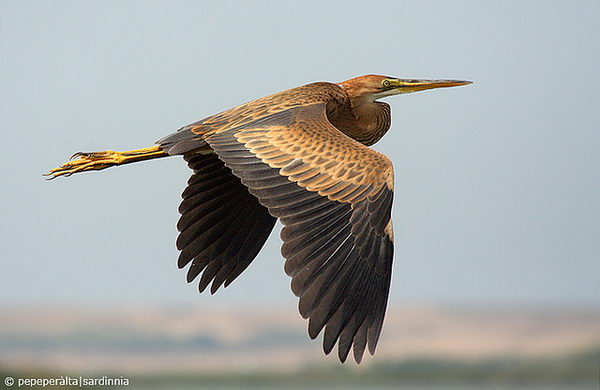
46;74;471;363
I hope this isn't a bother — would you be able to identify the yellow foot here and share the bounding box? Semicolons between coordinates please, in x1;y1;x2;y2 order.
44;146;167;179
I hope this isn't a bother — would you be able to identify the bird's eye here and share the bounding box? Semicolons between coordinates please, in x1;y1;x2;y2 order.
382;80;391;88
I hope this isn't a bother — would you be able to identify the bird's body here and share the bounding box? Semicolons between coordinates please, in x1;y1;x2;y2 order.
160;78;392;153
46;74;471;363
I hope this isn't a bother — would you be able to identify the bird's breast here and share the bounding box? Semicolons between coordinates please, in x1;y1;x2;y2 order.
328;102;391;146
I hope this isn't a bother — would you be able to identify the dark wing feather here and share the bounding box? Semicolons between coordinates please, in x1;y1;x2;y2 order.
177;152;276;294
206;103;394;363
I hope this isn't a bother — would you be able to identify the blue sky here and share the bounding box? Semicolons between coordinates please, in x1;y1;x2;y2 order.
1;0;598;308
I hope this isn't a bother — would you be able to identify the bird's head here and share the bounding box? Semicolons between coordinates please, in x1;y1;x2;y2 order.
339;74;472;102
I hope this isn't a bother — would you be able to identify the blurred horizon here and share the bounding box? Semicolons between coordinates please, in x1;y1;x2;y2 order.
2;304;599;368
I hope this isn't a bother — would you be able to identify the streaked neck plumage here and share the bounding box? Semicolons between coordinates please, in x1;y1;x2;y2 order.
329;92;392;147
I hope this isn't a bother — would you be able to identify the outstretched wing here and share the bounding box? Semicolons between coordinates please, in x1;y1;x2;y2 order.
206;103;394;363
177;151;277;294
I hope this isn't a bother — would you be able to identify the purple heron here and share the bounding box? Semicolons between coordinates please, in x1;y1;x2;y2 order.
46;75;471;363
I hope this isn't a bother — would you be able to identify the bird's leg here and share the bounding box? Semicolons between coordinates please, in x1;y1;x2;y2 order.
44;145;169;179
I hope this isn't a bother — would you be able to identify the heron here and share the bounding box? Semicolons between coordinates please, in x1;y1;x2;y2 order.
46;75;471;363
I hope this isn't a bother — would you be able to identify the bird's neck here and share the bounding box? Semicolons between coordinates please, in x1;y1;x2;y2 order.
329;99;391;146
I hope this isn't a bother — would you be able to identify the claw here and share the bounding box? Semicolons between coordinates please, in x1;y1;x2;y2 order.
44;152;118;179
45;146;167;180
70;152;87;160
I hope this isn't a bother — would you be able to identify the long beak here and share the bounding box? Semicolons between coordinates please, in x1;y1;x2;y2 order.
390;79;472;94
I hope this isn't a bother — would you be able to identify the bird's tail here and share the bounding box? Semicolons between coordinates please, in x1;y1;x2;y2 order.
156;127;207;155
44;145;169;179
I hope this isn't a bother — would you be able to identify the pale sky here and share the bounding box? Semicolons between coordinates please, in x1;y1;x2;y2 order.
1;0;598;309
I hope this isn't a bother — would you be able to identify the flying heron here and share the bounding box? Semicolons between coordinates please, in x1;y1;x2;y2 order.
46;75;471;363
